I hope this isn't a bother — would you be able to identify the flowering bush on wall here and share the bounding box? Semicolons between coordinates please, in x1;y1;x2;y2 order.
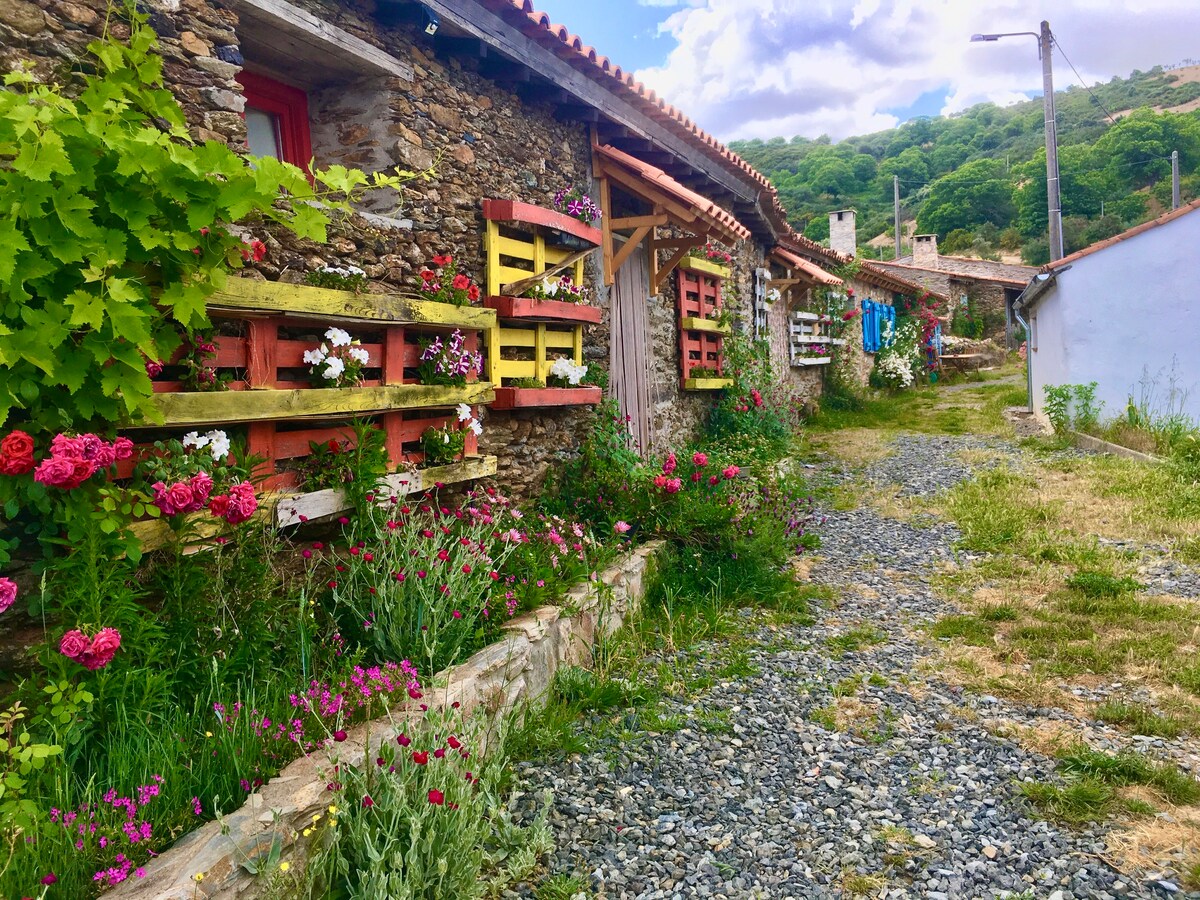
419;255;481;306
417;330;482;387
304;327;371;387
139;430;258;525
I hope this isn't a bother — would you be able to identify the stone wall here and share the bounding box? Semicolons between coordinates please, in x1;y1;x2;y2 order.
108;541;662;900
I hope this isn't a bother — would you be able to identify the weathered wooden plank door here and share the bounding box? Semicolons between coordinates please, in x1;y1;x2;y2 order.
610;238;652;455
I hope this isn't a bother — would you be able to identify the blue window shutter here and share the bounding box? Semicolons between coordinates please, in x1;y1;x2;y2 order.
861;299;870;351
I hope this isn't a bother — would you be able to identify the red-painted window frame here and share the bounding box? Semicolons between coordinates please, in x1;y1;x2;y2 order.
236;70;313;171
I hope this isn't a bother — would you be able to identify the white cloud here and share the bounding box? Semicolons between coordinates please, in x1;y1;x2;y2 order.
634;0;1200;141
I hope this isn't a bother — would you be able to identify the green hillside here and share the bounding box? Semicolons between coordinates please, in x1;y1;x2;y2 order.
730;65;1200;264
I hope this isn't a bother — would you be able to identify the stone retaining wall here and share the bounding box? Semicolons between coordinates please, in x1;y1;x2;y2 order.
108;541;662;900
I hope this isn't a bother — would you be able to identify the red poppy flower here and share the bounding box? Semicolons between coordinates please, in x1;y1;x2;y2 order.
428;789;445;805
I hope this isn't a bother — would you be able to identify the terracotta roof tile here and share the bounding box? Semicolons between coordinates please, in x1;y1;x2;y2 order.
478;0;793;232
1046;197;1200;270
770;248;843;287
595;143;750;243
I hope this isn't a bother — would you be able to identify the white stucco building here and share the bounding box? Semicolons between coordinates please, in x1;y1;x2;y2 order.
1018;199;1200;424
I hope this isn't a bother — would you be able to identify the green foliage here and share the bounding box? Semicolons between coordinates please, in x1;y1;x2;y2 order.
0;6;415;435
420;424;466;468
705;334;801;467
1044;383;1103;433
731;66;1200;261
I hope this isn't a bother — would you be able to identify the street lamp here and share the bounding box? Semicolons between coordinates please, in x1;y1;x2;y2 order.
971;21;1063;261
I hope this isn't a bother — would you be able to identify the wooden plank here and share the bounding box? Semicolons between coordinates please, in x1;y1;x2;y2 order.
611;226;651;276
598;174;616;287
480;199;602;245
596;162;699;225
682;377;733;390
246;318;279;389
483;296;602;324
572;324;583;366
611;214;669;230
678;256;731;278
490;387;601;410
500;247;593;297
494;234;536;260
485;219;502;299
498;327;536;347
230;0;414;80
544;331;575;349
211;278;497;331
680;316;731;335
494;359;537;379
145;382;494;427
534;324;547;381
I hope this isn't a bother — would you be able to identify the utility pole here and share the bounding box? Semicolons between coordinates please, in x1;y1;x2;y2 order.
1040;21;1064;261
893;175;902;258
1172;150;1181;209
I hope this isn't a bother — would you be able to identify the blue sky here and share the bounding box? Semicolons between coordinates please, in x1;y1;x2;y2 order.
522;0;1200;143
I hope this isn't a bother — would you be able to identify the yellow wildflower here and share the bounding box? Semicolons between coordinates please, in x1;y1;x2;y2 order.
279;862;290;873
194;873;205;883
328;804;339;815
302;828;312;837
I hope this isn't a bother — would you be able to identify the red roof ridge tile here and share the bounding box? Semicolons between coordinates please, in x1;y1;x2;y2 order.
1045;196;1200;270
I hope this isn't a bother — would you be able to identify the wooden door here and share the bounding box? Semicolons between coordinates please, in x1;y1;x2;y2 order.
610;238;652;455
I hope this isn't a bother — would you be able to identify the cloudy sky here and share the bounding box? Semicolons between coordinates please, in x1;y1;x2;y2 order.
529;0;1200;141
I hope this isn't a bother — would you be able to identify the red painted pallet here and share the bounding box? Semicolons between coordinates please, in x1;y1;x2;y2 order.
676;267;727;387
484;296;602;324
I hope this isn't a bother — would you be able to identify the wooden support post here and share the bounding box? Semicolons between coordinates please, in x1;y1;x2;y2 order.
247;421;278;485
463;406;479;457
611;225;651;276
533;232;546;279
382;411;404;468
485;315;501;387
572;323;583;366
599;175;615;286
485;219;502;298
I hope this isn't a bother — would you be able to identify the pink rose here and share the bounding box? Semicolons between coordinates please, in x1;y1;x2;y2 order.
188;472;214;507
162;481;196;516
0;577;16;615
208;494;231;520
79;627;121;671
34;456;79;489
48;434;85;459
613;521;631;534
145;360;163;378
664;477;682;494
224;481;258;525
722;465;740;480
662;453;677;475
59;629;89;660
112;437;135;461
652;474;668;489
692;452;708;468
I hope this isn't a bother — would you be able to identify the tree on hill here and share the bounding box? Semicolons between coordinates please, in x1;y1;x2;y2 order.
915;159;1014;236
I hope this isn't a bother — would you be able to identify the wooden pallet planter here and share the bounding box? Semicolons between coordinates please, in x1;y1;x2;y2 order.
483;295;602;324
677;266;728;388
130;455;500;549
483;200;603;409
128;278;496;491
789;311;840;367
678;256;732;279
683;377;733;391
490;386;602;410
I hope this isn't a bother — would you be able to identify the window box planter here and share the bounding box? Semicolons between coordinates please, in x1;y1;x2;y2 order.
678;256;732;279
484;295;602;324
683;377;733;391
482;199;602;247
679;316;731;335
490;386;603;410
793;357;832;367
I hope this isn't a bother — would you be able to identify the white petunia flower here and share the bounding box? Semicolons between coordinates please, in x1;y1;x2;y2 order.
549;357;587;386
325;327;352;348
303;347;326;366
347;347;370;365
322;357;346;381
182;431;209;450
206;430;231;461
456;403;472;422
467;418;483;436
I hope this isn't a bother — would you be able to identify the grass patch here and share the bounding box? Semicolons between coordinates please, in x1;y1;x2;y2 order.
929;614;995;646
536;874;589;900
1066;571;1141;598
1020;778;1116;824
826;626;887;658
1094;701;1186;739
1057;745;1200;805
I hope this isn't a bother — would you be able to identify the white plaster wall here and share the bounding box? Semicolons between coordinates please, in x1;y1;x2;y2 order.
1029;211;1200;423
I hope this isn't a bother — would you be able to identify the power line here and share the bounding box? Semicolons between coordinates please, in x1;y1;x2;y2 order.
1051;34;1119;126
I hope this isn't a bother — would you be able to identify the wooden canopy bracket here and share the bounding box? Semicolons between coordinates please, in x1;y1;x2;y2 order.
650;234;705;295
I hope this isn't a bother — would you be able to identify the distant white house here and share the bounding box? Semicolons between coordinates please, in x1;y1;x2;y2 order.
1017;198;1200;424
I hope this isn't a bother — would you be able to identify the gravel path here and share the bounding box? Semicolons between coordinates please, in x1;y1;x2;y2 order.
510;435;1199;899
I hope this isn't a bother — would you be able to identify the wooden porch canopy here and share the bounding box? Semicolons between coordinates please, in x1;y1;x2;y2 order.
769;247;843;297
593;142;750;293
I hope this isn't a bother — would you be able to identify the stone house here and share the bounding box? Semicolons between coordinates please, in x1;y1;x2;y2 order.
870;231;1037;345
1018;198;1200;423
5;0;935;504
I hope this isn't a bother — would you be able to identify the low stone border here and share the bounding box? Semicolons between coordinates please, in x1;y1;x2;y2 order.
1072;431;1163;464
111;541;662;900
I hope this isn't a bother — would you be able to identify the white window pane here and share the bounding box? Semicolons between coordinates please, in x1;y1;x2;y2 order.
245;107;281;160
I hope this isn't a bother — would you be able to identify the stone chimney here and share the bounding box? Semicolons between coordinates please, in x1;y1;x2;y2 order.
829;209;857;257
913;233;939;269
